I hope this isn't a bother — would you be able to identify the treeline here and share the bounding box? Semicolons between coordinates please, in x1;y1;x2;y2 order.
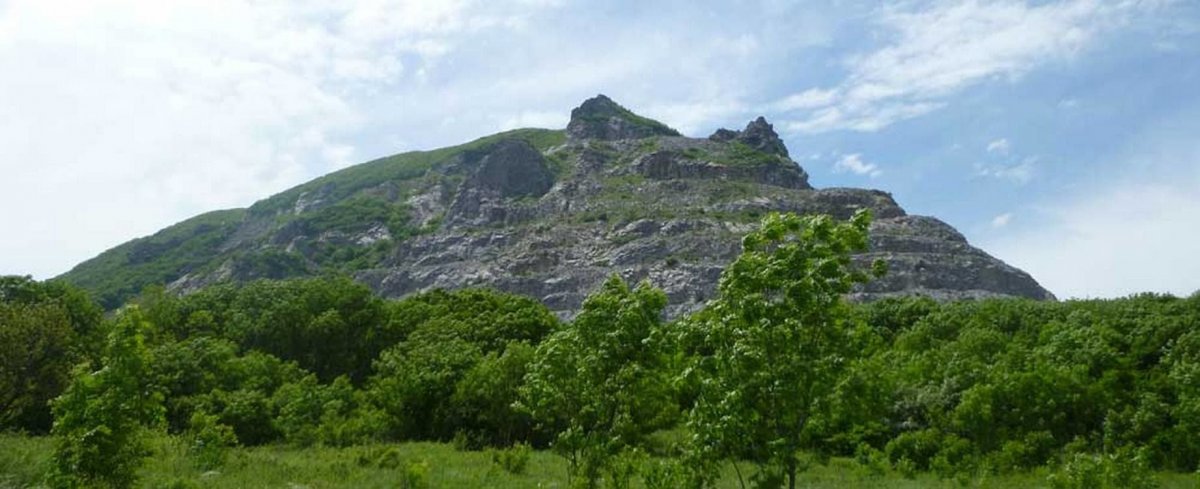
2;211;1199;488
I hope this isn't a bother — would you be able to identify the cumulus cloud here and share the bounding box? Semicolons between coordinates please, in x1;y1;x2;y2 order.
987;138;1012;154
775;0;1166;133
833;154;883;178
990;212;1013;228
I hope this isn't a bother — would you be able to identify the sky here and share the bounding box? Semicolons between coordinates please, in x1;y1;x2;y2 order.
1;0;1198;299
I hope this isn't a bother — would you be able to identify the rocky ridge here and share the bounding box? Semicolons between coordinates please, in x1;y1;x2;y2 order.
60;95;1055;316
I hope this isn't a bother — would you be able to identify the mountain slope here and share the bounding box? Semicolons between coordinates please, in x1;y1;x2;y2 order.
60;95;1054;314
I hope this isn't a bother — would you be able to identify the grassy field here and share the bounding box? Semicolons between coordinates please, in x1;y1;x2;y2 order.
1;434;1196;488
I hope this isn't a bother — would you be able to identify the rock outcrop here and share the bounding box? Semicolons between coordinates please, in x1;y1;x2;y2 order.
566;94;681;141
710;116;789;157
60;94;1056;315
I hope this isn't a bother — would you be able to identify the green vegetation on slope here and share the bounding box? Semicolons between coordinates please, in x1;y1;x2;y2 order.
248;128;565;216
58;209;246;309
59;129;567;308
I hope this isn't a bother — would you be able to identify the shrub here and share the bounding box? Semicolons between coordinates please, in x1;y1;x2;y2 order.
490;442;531;475
49;308;165;489
641;458;690;489
885;429;945;471
1048;449;1157;489
401;460;430;489
186;412;237;470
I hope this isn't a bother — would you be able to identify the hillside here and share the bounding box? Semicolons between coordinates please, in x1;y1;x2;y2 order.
59;95;1054;314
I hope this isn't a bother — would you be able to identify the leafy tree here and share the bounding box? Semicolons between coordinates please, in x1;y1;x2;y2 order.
0;302;78;433
149;336;240;431
0;276;104;433
367;288;558;443
49;307;165;489
0;275;104;347
683;210;882;489
222;276;390;383
370;330;483;440
523;276;675;488
451;341;538;447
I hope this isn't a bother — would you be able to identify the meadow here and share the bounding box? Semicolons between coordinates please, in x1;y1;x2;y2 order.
7;434;1197;489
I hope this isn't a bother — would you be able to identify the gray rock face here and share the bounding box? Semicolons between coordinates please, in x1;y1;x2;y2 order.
447;139;554;226
632;148;811;190
567;94;681;141
710;116;789;157
64;95;1056;315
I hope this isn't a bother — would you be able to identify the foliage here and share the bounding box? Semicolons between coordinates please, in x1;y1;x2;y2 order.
57;209;246;309
0;277;103;433
9;211;1200;485
249;128;566;216
185;412;237;470
49;307;165;489
0;303;78;433
681;210;883;488
523;276;675;488
1048;449;1158;489
490;442;532;475
147;276;394;384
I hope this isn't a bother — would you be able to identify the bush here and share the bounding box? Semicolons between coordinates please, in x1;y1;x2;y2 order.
186;412;237;470
641;458;690;489
401;460;430;489
1048;449;1157;489
49;308;165;489
490;442;531;475
885;429;946;471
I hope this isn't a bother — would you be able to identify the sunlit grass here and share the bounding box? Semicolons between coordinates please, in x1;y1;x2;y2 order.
1;434;1196;488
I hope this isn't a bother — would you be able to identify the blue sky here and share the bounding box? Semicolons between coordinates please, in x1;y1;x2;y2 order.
1;0;1198;298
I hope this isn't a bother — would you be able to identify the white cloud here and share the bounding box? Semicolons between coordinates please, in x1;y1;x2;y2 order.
989;182;1200;298
984;112;1200;299
770;88;838;112
0;0;552;278
976;158;1035;184
775;0;1164;133
833;154;883;178
990;212;1013;228
987;138;1012;154
0;1;848;278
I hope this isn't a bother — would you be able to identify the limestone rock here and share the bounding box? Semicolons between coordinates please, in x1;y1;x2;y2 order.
61;95;1057;315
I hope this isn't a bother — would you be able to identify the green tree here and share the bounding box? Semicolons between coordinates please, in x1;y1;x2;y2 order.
49;307;165;489
683;210;882;489
0;302;78;433
523;276;675;488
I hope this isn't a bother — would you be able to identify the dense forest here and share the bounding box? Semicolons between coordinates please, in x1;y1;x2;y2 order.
3;211;1199;488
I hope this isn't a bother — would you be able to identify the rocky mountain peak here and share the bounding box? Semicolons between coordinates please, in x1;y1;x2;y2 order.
567;94;681;141
61;97;1056;316
709;116;789;157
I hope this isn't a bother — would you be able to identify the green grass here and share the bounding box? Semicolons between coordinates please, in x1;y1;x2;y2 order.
2;434;1196;488
680;142;782;168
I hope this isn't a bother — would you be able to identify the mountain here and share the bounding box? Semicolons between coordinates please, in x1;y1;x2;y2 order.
59;95;1055;316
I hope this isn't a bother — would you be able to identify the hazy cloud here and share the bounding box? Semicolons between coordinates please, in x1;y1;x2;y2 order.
833;154;883;178
990;212;1013;228
976;158;1036;184
776;0;1164;133
987;138;1012;154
